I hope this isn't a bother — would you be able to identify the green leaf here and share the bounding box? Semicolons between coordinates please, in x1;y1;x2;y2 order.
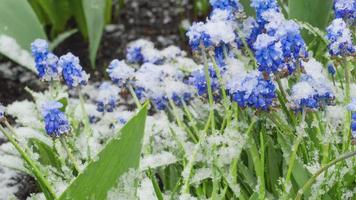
288;0;333;30
0;0;46;50
240;0;255;17
0;0;46;71
34;0;71;37
72;0;88;40
29;138;61;170
58;104;148;200
82;0;107;68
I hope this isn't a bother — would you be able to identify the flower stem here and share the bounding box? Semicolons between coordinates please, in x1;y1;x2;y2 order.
202;50;215;132
60;137;81;174
343;60;352;152
295;150;356;200
128;84;142;109
78;90;92;160
0;125;57;200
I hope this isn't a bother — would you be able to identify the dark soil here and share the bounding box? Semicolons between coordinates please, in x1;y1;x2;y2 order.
0;1;206;199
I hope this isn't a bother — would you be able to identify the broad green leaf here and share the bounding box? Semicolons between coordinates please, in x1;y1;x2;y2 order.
59;104;148;200
82;0;107;68
29;138;61;170
0;0;46;71
34;0;71;37
0;0;46;50
288;0;333;30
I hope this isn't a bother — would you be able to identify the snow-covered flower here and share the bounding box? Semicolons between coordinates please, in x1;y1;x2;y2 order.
126;39;163;64
347;99;356;111
31;39;61;81
333;0;356;25
41;101;70;137
209;0;243;13
58;53;89;88
326;18;355;57
251;0;280;24
186;18;236;51
291;75;334;111
107;59;135;87
189;64;220;96
348;99;356;139
228;71;276;110
96;82;120;112
327;63;336;76
254;34;284;74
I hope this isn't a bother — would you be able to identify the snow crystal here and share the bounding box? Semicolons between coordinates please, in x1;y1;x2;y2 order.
137;178;157;200
140;151;177;170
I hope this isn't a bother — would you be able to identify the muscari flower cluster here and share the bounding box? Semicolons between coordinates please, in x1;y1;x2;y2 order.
333;0;356;25
106;40;194;110
31;40;89;88
31;39;90;137
31;39;60;81
290;59;335;111
41;101;70;137
326;18;355;57
96;82;120;112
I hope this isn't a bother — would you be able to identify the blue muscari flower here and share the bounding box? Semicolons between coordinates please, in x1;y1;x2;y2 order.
172;92;192;106
31;39;61;81
326;18;355;57
333;0;356;25
349;100;356;139
189;64;220;96
186;22;213;51
210;0;243;13
96;82;120;112
251;0;280;25
126;39;163;64
253;34;284;74
241;17;262;48
0;103;5;120
347;98;356;111
291;75;334;111
214;45;227;67
228;71;276;110
327;63;336;76
152;96;169;110
58;53;89;88
107;59;135;87
42;101;70;137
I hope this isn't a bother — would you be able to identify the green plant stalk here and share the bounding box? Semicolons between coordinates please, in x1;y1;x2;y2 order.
284;134;303;191
148;169;164;200
79;90;92;160
342;61;351;152
0;125;57;200
60;137;81;174
169;99;198;143
259;127;266;200
208;52;229;110
128;84;142;109
295;150;356;200
202;50;215;131
181;100;199;135
313;113;329;165
246;120;265;199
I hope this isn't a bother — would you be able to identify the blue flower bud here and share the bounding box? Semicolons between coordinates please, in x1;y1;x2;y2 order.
58;53;89;88
42;101;70;137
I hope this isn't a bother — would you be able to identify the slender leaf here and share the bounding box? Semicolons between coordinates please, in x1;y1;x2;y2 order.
72;0;88;40
58;104;148;200
49;29;78;50
82;0;107;68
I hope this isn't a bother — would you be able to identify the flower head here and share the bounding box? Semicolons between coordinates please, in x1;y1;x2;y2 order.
42;101;70;137
251;0;280;24
189;64;220;96
96;82;120;112
326;18;355;57
209;0;243;13
291;75;334;111
58;53;89;88
107;59;135;87
254;34;284;74
334;0;356;25
126;39;163;64
347;99;356;111
31;39;61;81
228;71;276;110
327;63;336;76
